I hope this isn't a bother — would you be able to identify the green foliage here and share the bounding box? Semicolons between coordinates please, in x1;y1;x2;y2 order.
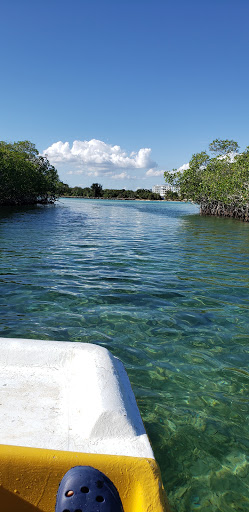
56;181;72;196
59;185;162;200
164;190;180;200
91;183;103;197
0;140;60;205
102;188;133;199
135;188;161;200
164;139;249;207
209;138;239;155
71;186;85;196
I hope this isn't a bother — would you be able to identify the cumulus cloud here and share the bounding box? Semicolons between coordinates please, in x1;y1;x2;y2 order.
43;139;156;176
177;163;189;172
111;172;130;180
145;168;165;177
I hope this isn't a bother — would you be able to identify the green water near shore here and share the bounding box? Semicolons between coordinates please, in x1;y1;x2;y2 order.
1;198;249;511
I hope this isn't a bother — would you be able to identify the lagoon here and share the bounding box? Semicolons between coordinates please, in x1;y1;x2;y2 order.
1;198;249;511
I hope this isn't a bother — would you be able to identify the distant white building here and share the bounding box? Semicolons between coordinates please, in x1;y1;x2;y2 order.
152;184;176;197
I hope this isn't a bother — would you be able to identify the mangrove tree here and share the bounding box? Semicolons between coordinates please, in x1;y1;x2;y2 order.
0;140;60;205
164;139;249;221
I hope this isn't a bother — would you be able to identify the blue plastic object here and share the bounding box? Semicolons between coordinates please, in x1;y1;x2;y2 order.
55;465;124;512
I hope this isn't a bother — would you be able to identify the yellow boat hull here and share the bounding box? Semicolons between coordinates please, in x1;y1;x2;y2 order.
0;444;169;511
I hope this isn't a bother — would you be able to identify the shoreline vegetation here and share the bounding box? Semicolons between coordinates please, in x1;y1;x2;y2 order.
165;139;249;222
0;140;178;205
58;182;163;201
0;140;59;206
1;139;249;220
57;182;180;201
60;196;182;201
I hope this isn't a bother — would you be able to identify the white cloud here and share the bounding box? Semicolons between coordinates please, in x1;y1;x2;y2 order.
218;152;238;162
111;172;130;180
68;170;100;176
176;154;238;174
145;168;165;177
146;163;190;179
43;139;156;176
177;163;189;172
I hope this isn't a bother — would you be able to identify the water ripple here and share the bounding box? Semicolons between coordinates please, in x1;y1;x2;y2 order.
1;199;249;511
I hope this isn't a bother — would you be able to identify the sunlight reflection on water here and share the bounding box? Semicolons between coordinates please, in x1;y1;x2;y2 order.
1;198;249;511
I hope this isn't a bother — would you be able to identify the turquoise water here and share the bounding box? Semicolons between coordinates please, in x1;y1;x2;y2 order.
1;198;249;511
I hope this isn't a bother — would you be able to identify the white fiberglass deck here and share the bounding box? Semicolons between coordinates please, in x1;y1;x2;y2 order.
0;338;153;458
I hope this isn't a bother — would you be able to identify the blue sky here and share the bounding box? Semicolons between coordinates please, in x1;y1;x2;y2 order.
1;0;249;189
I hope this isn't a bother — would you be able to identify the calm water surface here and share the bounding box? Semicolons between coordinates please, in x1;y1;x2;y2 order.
1;198;249;511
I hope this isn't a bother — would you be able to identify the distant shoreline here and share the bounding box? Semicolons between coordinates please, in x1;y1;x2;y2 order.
59;196;183;202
